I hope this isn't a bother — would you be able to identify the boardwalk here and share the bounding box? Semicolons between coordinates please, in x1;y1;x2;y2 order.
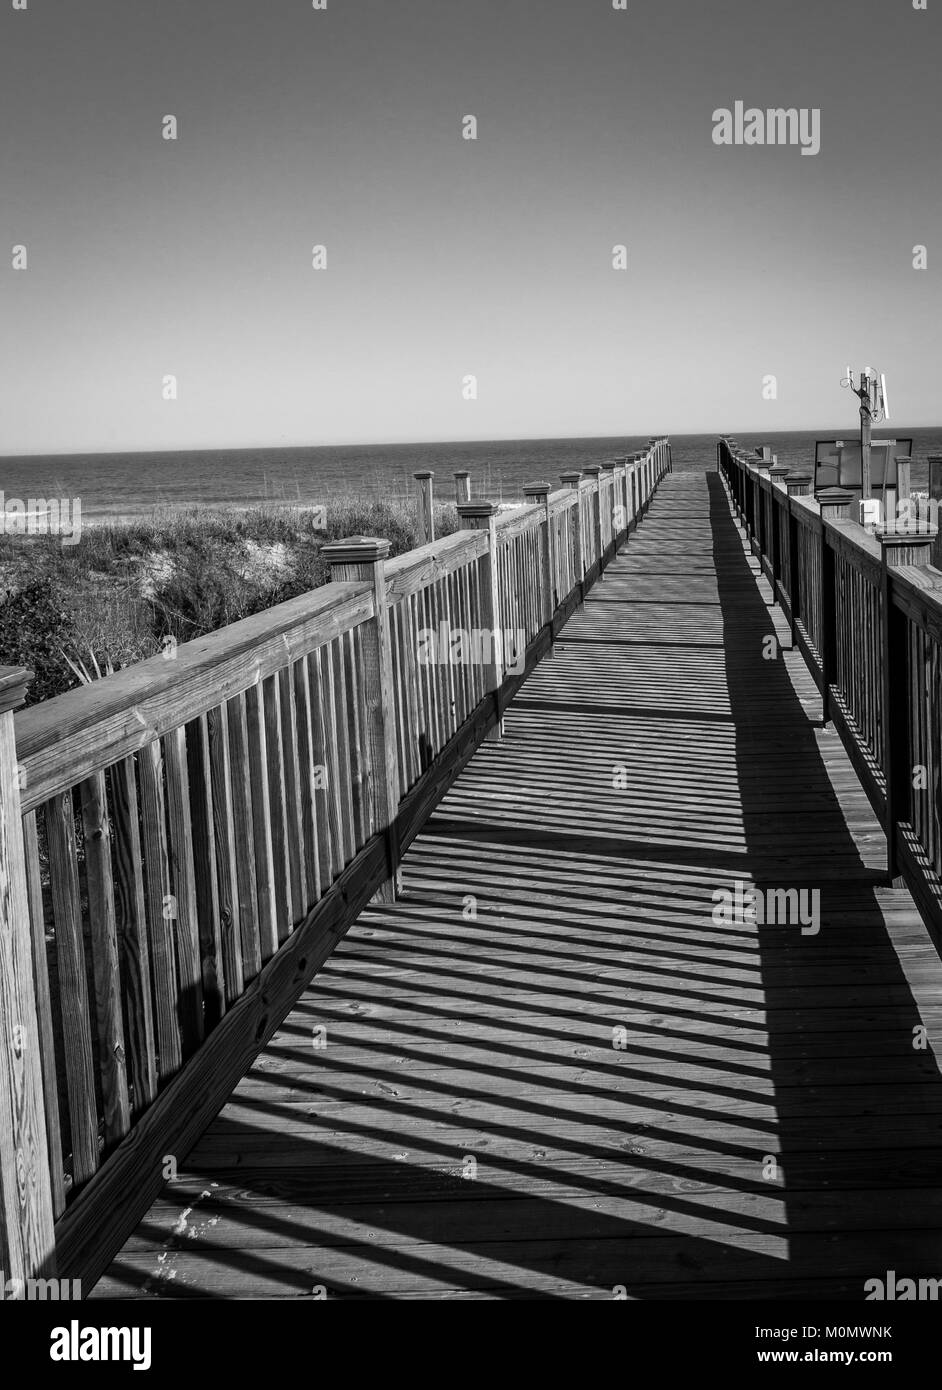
93;470;942;1300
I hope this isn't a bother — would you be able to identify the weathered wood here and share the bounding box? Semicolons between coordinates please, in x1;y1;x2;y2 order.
225;691;262;985
16;583;372;814
458;502;504;742
290;656;323;911
6;445;675;1291
96;472;942;1300
322;539;401;901
185;715;225;1025
46;789;99;1188
53;831;390;1290
414;470;435;546
245;682;279;962
22;811;66;1216
137;737;183;1077
79;771;131;1148
206;702;244;1005
163;726;204;1051
0;670;56;1279
262;674;292;943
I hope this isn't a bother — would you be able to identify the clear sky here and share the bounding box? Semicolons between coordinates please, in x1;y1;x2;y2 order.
1;0;939;454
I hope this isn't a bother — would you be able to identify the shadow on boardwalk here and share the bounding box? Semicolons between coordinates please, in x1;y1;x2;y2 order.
95;470;942;1299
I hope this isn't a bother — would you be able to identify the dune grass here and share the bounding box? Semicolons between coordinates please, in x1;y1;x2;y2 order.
0;497;458;705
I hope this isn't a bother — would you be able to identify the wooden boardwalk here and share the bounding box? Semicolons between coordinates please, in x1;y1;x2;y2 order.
93;470;942;1300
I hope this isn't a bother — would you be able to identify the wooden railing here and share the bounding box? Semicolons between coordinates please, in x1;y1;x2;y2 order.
718;437;942;951
0;438;671;1291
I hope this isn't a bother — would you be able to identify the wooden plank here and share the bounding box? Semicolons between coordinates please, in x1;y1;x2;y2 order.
291;656;322;911
308;651;338;893
162;727;203;1052
0;693;56;1280
225;692;261;985
45;791;99;1187
22;811;66;1216
185;716;225;1026
109;758;157;1115
137;739;182;1078
262;674;292;942
276;667;305;928
79;771;131;1148
206;703;244;1005
245;683;278;963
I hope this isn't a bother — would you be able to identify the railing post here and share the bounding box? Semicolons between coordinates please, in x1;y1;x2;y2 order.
457;501;504;740
0;666;56;1286
768;464;791;585
414;470;435;546
892;456;912;528
817;488;855;725
321;539;401;901
783;474;811;645
583;465;603;581
560;471;585;597
524;480;555;643
630;454;646;519
878;529;936;882
453;470;471;505
929;456;942;568
648;439;659;488
601;460;620;557
754;455;772;560
613;457;630;541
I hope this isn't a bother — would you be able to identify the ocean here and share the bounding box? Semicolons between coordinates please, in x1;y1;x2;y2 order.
2;429;942;524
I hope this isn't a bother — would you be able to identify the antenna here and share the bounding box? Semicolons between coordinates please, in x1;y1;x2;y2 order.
880;373;890;421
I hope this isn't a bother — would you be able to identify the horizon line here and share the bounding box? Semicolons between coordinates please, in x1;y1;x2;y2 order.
5;422;942;460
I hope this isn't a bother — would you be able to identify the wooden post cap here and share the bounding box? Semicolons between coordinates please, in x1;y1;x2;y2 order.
453;469;471;479
456;500;500;520
769;464;791;479
523;481;551;501
785;473;812;495
0;665;32;715
600;459;619;471
413;470;434;481
582;465;603;477
818;487;856;520
613;456;629;465
878;530;936;567
559;471;582;486
320;536;392;566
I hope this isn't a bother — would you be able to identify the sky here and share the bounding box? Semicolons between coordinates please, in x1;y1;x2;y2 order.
1;0;939;453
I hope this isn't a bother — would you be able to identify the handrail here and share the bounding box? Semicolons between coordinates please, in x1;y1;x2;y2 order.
0;436;672;1291
718;435;942;959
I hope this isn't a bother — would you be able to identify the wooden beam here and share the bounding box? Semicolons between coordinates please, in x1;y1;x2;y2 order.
0;667;56;1283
